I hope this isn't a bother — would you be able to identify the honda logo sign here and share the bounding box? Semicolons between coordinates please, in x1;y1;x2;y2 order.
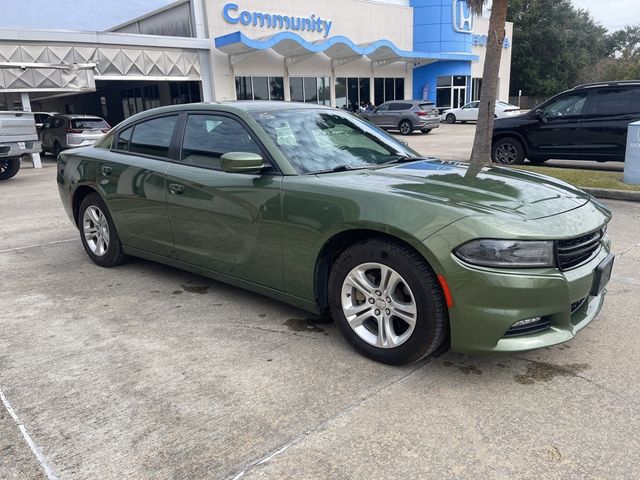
452;0;474;33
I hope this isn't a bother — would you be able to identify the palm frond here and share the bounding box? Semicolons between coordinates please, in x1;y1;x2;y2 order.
465;0;486;16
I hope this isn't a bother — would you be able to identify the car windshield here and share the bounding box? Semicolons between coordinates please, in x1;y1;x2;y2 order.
71;118;108;129
252;108;419;174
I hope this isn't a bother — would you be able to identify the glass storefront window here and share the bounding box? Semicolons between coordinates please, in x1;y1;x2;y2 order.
374;78;384;106
359;78;370;108
335;77;347;109
270;77;284;101
384;79;394;103
252;77;269;100
395;78;404;100
304;78;318;103
289;77;304;102
236;76;285;101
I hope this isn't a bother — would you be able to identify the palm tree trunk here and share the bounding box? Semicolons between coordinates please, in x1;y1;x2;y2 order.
468;0;509;168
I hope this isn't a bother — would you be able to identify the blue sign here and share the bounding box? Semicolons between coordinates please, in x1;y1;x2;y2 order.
452;0;474;33
472;34;511;49
222;3;333;38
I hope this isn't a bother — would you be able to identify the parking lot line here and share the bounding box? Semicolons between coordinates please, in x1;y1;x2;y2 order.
0;238;76;255
0;387;59;480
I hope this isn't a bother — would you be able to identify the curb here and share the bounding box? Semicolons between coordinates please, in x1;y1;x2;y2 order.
580;187;640;202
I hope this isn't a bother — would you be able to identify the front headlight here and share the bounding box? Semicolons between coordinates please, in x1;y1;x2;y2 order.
454;239;555;268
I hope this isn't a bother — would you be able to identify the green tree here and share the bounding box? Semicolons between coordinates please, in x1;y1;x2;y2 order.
507;0;608;98
579;25;640;83
466;0;510;170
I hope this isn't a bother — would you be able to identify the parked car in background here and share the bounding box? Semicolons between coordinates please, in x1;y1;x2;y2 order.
40;114;110;157
33;112;57;130
441;101;521;124
491;81;640;165
57;102;613;365
0;111;41;180
360;100;440;134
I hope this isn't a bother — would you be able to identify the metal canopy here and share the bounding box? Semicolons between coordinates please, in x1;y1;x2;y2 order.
214;31;479;64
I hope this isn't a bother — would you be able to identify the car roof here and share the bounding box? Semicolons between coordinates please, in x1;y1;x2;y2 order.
572;80;640;90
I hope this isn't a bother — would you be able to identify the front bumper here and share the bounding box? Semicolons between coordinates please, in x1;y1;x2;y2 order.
422;202;612;353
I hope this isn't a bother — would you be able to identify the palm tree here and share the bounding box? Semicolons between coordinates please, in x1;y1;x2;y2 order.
466;0;509;173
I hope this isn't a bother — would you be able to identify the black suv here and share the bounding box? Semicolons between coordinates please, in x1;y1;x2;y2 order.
491;81;640;164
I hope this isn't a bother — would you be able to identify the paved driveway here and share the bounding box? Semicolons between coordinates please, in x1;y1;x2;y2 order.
1;161;639;479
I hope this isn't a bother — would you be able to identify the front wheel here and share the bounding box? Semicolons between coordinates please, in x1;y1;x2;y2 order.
78;193;127;267
492;137;525;165
421;128;432;134
445;113;456;124
528;157;548;164
398;120;413;135
328;238;448;365
0;158;20;180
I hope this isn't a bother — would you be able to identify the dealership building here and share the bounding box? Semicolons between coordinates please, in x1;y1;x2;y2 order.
0;0;512;129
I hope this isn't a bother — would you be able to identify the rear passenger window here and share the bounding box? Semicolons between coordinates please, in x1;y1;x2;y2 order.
591;88;639;115
129;115;178;158
181;114;263;170
115;127;133;151
388;103;411;111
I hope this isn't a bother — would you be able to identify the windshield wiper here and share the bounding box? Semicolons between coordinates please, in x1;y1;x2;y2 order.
313;164;370;174
381;155;418;165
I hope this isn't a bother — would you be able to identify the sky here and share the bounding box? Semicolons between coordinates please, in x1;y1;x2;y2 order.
0;0;636;32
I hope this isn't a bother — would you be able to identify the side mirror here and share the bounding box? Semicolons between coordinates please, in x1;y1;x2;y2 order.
399;139;409;146
220;152;266;173
533;109;546;122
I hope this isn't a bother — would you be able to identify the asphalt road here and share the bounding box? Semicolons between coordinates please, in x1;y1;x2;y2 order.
399;123;625;172
1;159;639;479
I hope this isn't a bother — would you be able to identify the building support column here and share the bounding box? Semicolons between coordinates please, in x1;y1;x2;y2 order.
283;58;291;102
370;64;375;105
330;60;336;108
20;92;42;169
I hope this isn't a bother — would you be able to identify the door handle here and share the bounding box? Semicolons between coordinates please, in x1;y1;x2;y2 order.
101;166;112;176
169;183;185;195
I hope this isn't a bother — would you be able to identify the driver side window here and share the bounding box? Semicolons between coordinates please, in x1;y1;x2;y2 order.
542;92;588;118
181;114;264;170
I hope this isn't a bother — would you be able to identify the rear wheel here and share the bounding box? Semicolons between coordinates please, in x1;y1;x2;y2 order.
421;128;432;134
492;137;525;165
399;120;413;135
0;158;20;180
78;193;127;267
328;238;448;365
53;141;61;159
445;113;456;124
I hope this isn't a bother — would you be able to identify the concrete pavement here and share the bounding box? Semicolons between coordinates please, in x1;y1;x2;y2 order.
1;160;639;479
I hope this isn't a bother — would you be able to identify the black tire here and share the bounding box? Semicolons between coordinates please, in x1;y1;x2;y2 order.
528;157;548;164
491;137;525;165
78;193;127;267
445;113;456;124
328;238;448;365
421;128;432;134
0;158;20;180
398;120;413;135
53;141;61;159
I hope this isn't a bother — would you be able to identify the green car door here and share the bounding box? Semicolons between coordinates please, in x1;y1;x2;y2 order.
97;114;180;257
165;112;284;290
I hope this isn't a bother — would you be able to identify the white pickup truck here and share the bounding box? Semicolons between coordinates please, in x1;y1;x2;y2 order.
0;111;42;180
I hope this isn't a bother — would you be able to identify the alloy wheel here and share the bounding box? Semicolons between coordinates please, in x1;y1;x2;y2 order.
340;262;417;348
399;121;411;135
83;205;110;256
494;143;518;164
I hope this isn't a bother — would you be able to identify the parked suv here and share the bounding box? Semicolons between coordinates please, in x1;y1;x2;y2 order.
360;100;440;135
40;114;110;157
491;81;640;164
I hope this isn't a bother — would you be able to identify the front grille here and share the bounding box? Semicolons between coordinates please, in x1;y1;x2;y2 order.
556;230;603;270
503;316;552;337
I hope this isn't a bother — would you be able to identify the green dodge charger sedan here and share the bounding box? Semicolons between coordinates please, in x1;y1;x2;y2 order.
57;101;614;365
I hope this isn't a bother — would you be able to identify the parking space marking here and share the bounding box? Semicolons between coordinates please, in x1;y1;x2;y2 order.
0;387;59;480
0;238;76;255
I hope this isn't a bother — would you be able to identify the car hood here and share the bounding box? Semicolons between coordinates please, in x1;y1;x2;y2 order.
321;160;590;221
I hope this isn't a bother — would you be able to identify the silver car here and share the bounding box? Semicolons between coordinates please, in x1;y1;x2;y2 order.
360;100;440;135
40;114;110;157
